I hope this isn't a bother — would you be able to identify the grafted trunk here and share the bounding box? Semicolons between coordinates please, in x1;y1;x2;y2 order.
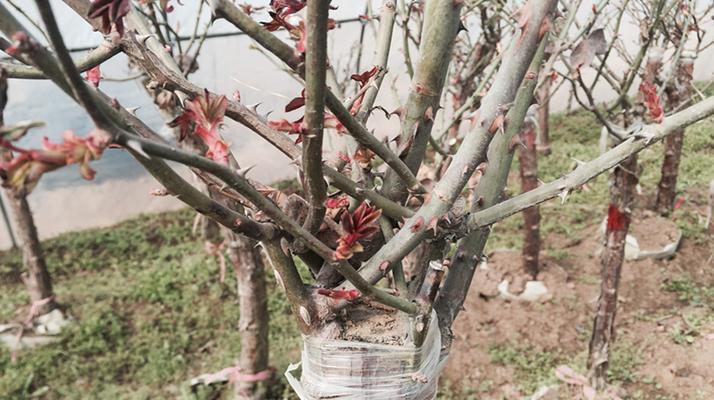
654;131;684;213
7;189;57;315
198;213;221;243
707;179;714;235
589;48;659;388
224;231;270;400
536;77;551;155
655;57;693;214
402;241;430;293
403;239;445;298
588;155;638;389
518;118;540;278
0;71;55;314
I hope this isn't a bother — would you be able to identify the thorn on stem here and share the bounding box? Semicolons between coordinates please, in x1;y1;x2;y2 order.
411;216;425;233
299;306;311;326
236;165;257;178
558;188;571;204
126;139;150;159
379;260;391;273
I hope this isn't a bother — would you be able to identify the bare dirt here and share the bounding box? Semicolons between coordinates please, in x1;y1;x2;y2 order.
444;223;714;399
340;303;410;345
629;211;682;251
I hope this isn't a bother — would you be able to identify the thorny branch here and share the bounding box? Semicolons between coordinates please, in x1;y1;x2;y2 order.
2;0;714;342
301;0;330;237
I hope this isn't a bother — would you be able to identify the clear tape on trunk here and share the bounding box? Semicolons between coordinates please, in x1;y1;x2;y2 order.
285;310;446;400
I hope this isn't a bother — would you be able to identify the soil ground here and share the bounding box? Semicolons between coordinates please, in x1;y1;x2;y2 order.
443;221;714;400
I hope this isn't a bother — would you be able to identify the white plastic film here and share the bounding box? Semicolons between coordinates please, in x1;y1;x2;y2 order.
285;311;446;400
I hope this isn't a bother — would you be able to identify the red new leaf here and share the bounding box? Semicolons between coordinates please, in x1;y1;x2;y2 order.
85;66;102;88
285;90;306;112
261;12;294;32
239;3;265;15
316;288;361;301
291;21;307;53
0;130;109;193
270;0;306;17
325;196;349;209
87;0;131;37
336;151;351;163
350;66;379;86
169;90;230;164
352;147;375;169
5;32;35;56
268;117;305;144
334;202;382;260
323;113;346;134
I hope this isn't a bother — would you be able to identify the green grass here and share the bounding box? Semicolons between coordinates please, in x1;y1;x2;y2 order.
661;277;714;310
483;339;643;397
607;340;643;384
488;342;562;394
661;276;714;345
0;210;302;399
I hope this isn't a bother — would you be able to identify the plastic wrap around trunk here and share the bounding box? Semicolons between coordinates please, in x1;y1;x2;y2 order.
285;311;445;399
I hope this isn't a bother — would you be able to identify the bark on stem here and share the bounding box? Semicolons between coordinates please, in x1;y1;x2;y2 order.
7;190;57;315
587;155;638;389
588;48;660;389
381;0;463;201
586;44;655;386
705;179;714;235
260;239;314;333
412;260;446;347
434;37;549;342
655;130;684;213
301;0;330;236
35;1;105;123
655;57;694;214
518;116;541;278
225;232;270;400
536;76;551;155
354;0;396;124
0;192;17;249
